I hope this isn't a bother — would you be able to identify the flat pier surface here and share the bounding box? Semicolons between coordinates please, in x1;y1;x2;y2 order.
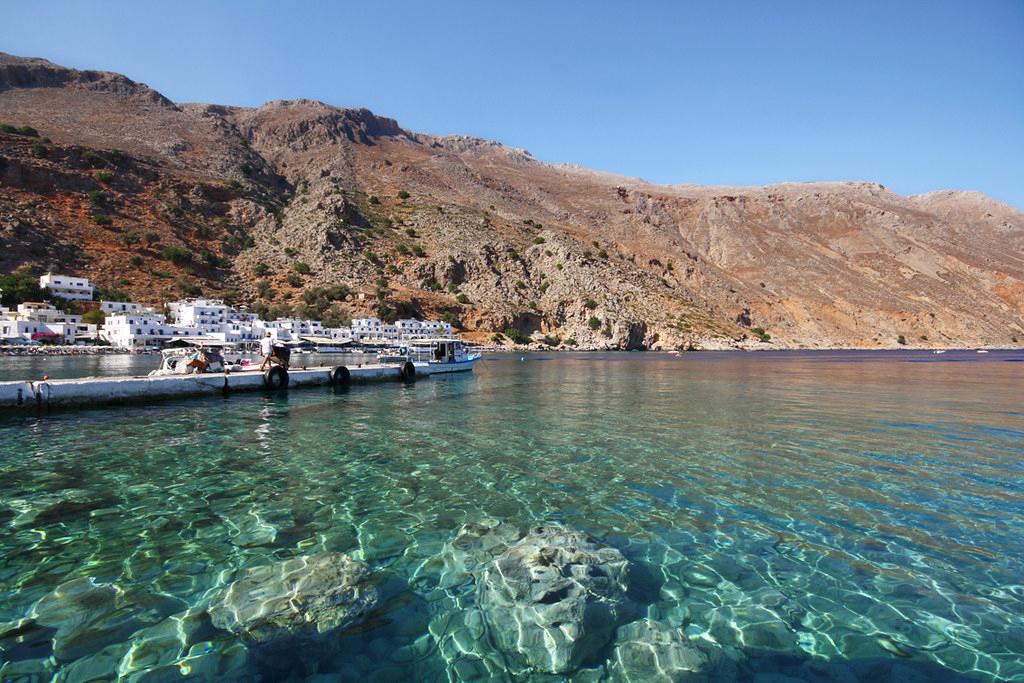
0;364;408;411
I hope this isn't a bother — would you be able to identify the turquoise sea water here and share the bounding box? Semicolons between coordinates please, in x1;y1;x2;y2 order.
1;351;1022;681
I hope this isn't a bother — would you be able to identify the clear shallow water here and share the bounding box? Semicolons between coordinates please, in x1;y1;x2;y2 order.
0;351;1022;681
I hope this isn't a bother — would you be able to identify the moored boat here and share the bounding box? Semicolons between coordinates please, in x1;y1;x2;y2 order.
378;339;481;375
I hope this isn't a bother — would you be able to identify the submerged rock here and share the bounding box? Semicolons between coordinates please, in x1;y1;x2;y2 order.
478;525;632;674
208;553;377;644
607;619;716;682
27;577;161;663
439;518;521;590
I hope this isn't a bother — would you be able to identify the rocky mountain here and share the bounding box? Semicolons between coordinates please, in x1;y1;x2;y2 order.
2;52;1022;349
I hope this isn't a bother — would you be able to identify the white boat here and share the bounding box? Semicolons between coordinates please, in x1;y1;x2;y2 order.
416;338;481;374
379;339;481;375
933;350;946;354
976;349;989;354
147;345;259;377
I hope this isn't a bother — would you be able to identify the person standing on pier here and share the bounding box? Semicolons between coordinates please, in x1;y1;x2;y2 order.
260;332;274;371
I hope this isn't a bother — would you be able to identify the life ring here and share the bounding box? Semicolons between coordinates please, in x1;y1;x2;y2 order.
264;366;289;390
331;366;350;387
400;361;417;382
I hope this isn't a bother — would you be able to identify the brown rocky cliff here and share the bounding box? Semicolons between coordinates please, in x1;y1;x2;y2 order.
1;53;1022;349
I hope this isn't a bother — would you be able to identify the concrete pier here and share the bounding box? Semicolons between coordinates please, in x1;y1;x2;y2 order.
0;364;412;412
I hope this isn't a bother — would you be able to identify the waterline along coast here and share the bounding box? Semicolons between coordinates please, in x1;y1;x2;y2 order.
2;3;1024;682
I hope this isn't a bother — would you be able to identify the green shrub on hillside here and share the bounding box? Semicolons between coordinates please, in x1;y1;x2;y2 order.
32;143;48;157
411;245;426;257
588;316;601;330
0;271;45;307
397;190;410;200
293;261;310;274
456;293;470;304
253;263;270;276
897;334;907;345
503;328;528;344
92;214;113;226
83;151;107;168
1;124;39;137
177;279;201;296
81;309;106;325
533;236;546;244
161;246;192;265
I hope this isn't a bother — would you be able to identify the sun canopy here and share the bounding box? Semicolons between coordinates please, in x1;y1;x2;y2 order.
164;337;237;348
299;335;353;345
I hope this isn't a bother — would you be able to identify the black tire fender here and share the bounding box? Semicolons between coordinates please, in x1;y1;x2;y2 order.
401;361;417;382
331;366;350;387
264;366;289;390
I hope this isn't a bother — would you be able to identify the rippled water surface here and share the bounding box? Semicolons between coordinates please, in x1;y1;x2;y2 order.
1;351;1022;681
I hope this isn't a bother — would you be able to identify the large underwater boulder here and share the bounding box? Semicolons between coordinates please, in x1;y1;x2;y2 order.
477;525;632;673
208;553;377;644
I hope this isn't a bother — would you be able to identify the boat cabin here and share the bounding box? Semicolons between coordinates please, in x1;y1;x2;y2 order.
419;338;469;364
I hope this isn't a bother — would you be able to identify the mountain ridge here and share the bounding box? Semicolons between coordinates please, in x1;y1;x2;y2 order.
1;52;1022;349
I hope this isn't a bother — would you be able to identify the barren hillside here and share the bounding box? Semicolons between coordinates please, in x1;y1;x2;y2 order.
2;53;1022;349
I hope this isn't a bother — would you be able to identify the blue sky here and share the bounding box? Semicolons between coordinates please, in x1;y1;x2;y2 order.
2;1;1022;208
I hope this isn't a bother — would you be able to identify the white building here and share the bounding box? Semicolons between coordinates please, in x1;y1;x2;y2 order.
100;301;149;315
15;302;81;326
348;317;452;345
95;298;454;349
167;298;235;328
349;317;395;344
39;273;94;301
395;319;453;341
0;302;81;343
261;318;325;341
101;312;202;348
